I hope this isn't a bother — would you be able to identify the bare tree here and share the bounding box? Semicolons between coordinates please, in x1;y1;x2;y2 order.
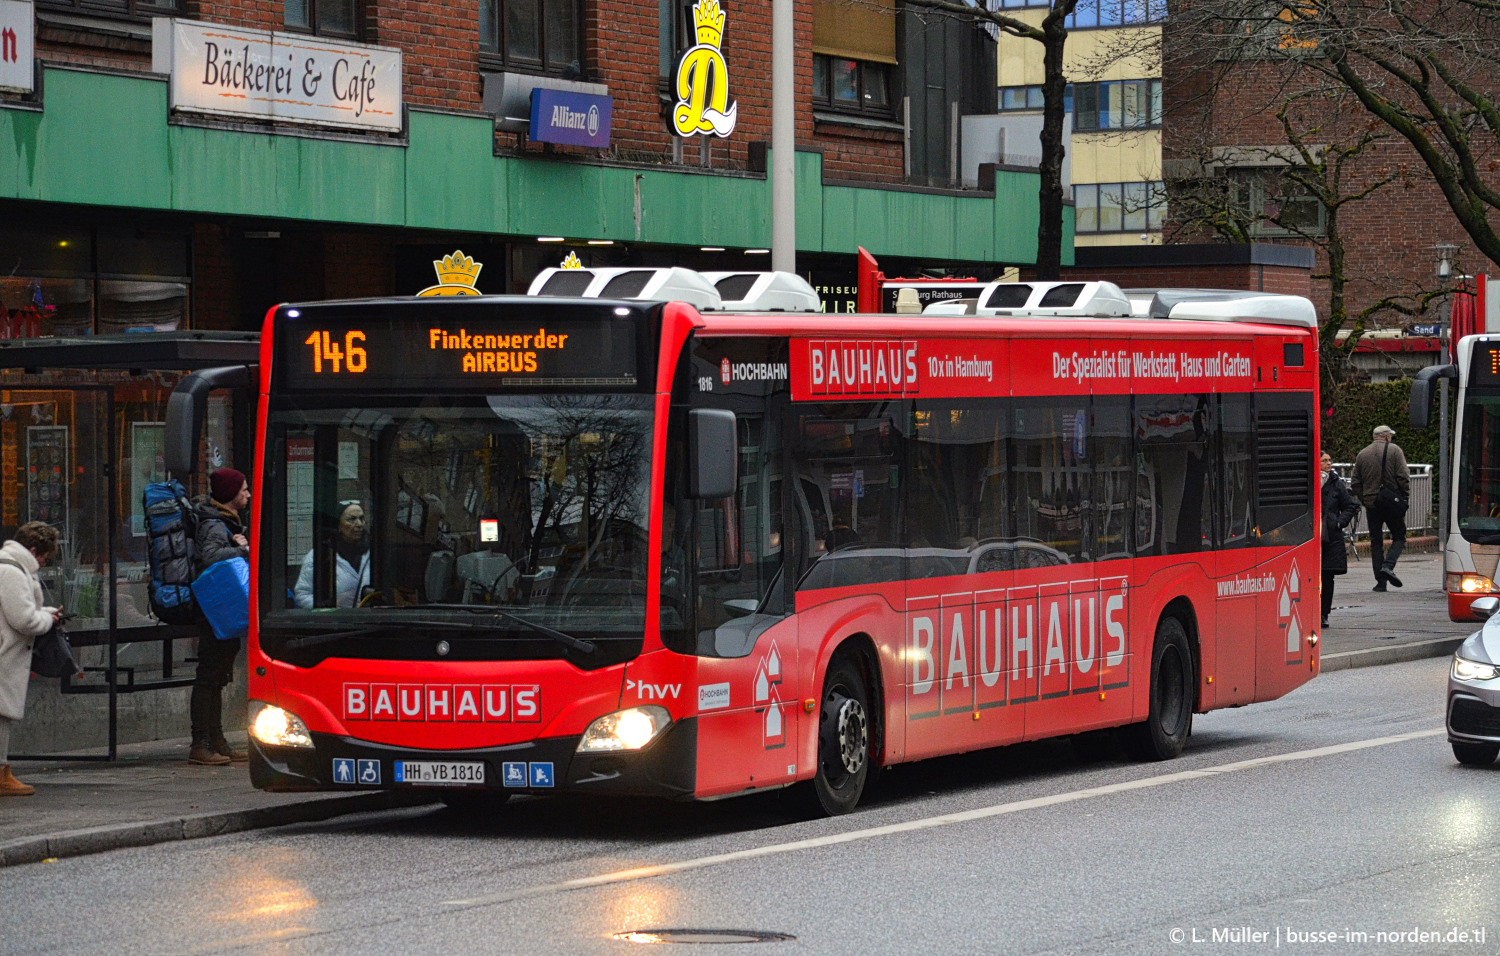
899;0;1080;278
1169;0;1500;268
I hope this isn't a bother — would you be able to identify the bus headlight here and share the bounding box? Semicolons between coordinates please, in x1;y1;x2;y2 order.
1453;655;1500;682
577;706;671;753
1447;572;1496;595
249;701;314;749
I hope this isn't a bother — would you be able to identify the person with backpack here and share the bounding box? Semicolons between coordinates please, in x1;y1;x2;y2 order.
0;522;66;796
188;468;251;767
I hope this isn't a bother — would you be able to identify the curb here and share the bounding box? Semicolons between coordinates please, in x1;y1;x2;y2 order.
1321;636;1464;673
0;790;436;868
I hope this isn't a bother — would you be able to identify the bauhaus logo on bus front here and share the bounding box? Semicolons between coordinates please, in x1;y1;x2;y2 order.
343;683;539;722
152;18;402;132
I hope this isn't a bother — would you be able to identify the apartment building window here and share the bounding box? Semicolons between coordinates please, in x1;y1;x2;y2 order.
480;0;583;74
1074;181;1165;233
1224;168;1326;236
814;55;893;115
1073;79;1161;131
812;0;896;118
999;85;1074;113
285;0;358;37
39;0;176;19
1067;0;1167;28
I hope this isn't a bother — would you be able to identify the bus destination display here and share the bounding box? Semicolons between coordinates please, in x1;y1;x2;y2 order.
281;312;638;389
1471;342;1500;387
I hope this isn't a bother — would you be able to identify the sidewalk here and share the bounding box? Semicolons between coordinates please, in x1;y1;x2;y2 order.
0;551;1476;867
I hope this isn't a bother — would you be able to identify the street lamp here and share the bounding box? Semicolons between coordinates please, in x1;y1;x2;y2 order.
1435;242;1459;281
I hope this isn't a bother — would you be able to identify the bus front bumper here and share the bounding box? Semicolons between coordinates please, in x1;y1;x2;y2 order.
249;717;698;799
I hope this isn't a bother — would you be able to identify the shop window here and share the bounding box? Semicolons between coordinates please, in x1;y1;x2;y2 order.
285;0;359;38
0;279;93;339
481;0;583;75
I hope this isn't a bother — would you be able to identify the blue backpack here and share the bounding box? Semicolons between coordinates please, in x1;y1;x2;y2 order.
142;479;202;625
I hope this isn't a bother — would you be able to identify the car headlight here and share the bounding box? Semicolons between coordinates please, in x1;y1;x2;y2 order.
1452;655;1500;682
577;705;671;753
249;701;314;749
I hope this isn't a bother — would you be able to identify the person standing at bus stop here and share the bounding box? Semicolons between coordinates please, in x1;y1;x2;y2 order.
1350;425;1411;592
1321;452;1360;627
189;468;251;766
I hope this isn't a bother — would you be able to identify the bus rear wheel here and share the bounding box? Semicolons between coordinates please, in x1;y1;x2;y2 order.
800;655;874;816
1125;615;1193;761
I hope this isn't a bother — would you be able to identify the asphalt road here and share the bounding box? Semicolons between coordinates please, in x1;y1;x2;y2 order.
4;657;1496;955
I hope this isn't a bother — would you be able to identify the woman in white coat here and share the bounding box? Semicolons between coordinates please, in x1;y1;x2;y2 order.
295;501;371;609
0;522;65;797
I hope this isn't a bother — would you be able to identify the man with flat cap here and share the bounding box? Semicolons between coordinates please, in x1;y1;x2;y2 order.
1349;425;1410;592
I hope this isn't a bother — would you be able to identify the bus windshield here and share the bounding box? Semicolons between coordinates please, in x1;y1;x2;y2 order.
259;392;654;648
1458;390;1500;543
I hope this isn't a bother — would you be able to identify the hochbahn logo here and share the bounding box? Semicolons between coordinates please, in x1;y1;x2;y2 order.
720;357;789;386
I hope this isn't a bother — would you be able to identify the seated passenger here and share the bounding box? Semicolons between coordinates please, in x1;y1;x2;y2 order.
295;501;372;609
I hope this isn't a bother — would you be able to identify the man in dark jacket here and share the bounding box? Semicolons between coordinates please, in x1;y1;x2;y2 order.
188;468;250;766
1321;452;1360;628
1349;425;1411;591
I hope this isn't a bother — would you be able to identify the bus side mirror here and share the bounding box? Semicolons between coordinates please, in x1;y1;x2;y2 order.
164;365;256;478
1409;363;1456;430
689;408;737;499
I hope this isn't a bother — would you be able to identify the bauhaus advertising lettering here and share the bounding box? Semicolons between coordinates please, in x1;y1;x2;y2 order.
152;18;402;132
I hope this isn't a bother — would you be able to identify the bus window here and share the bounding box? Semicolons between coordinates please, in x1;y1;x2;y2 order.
1013;399;1088;561
1092;395;1133;560
1135;393;1214;556
907;399;1012;578
794;403;904;590
1220;394;1255;549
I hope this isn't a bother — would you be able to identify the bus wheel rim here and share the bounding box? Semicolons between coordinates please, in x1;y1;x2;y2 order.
836;697;868;775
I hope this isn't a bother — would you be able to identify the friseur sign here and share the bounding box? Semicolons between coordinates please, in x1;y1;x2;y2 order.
528;88;611;148
151;18;402;132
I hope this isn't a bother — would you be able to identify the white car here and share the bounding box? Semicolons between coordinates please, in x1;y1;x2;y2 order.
1447;596;1500;766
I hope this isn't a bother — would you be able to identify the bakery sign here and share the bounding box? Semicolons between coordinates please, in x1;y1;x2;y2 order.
151;18;402;132
0;0;35;94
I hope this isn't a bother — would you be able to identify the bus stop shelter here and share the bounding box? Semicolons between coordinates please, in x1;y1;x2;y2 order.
0;332;258;759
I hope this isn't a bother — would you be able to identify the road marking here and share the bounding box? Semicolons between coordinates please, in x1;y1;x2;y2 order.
442;728;1445;908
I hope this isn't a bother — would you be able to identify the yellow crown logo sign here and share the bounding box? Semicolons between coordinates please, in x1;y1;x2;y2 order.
417;250;484;297
560;251;584;269
693;0;725;47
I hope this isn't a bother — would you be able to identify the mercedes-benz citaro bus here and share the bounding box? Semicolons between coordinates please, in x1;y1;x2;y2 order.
198;270;1320;815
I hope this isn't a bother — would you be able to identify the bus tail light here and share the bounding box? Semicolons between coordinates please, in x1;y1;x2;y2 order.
1447;572;1496;595
577;706;671;753
249;701;314;749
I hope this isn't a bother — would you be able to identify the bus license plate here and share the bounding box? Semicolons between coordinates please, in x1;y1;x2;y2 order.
395;761;485;786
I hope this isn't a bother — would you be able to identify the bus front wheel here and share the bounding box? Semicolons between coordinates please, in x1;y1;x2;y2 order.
1125;615;1193;761
799;655;874;816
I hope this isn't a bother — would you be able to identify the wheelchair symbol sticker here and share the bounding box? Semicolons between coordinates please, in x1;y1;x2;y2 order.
357;759;381;785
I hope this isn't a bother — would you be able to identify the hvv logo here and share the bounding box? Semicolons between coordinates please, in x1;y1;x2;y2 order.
626;679;681;700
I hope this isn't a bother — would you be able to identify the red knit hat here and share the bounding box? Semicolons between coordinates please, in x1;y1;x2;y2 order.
209;468;247;504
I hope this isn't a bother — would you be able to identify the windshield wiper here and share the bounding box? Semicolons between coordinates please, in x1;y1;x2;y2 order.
279;628;384;650
397;605;597;655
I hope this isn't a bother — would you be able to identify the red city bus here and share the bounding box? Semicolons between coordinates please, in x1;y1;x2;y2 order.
236;277;1321;814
